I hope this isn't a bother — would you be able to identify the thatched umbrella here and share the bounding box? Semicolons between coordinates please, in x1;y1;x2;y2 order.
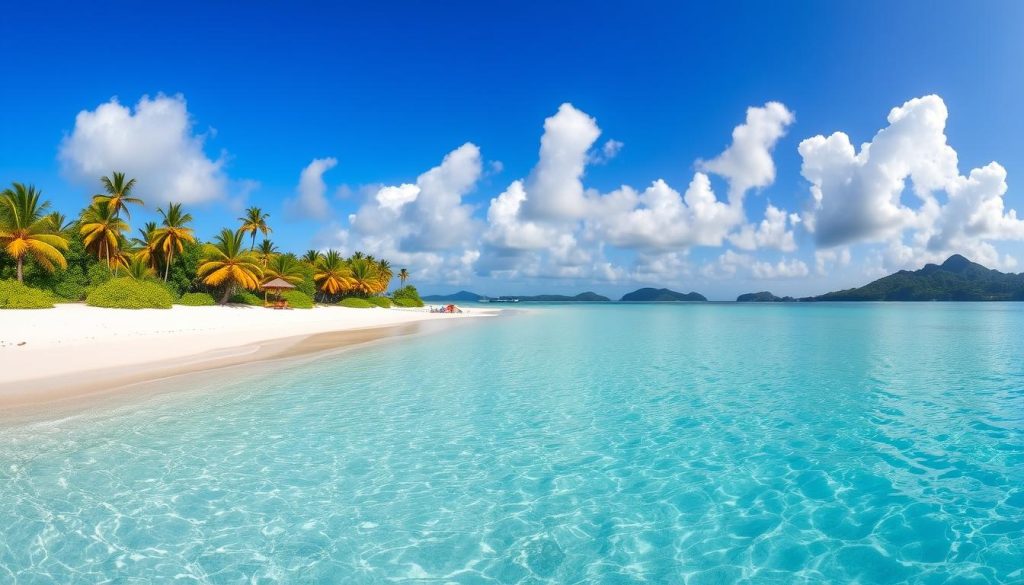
261;277;297;307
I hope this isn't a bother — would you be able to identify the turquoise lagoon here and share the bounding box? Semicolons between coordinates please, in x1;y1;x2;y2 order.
1;303;1022;583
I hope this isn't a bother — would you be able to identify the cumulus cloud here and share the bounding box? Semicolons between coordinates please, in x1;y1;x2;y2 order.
475;101;799;282
800;95;1024;269
701;102;795;201
285;157;338;219
374;183;420;211
335;143;484;283
728;204;800;252
59;94;229;204
589;174;741;249
521;104;601;221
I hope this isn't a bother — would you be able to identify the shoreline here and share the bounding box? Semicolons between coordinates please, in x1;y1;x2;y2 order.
0;304;495;415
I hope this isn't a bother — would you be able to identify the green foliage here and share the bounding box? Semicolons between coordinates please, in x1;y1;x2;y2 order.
0;280;56;309
88;262;113;286
391;284;424;307
166;239;202;296
229;290;263;306
177;292;216;306
295;262;316;298
86;277;174;309
366;296;392;308
338;297;374;308
281;290;314;308
393;297;422;308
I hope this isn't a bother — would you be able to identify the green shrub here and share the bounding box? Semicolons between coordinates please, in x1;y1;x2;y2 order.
281;290;314;309
229;290;263;306
338;297;374;308
177;292;217;306
0;280;56;309
392;285;424;307
366;296;392;308
86;277;174;309
88;263;113;286
54;280;87;301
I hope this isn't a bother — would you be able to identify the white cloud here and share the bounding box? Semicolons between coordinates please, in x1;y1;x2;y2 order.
484;180;560;250
477;101;799;282
58;94;229;204
590;174;741;249
728;204;799;252
375;183;420;211
285;157;338;219
751;258;810;279
800;95;1024;263
338;143;484;283
521;103;601;221
590;139;624;165
814;247;851;275
701;102;795;201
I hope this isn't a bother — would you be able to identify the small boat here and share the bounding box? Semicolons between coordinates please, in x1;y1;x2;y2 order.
481;297;520;303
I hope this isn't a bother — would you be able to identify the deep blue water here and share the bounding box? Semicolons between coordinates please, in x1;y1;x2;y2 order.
1;303;1022;583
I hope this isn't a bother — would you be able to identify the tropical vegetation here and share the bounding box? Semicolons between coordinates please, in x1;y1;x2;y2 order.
0;279;57;309
0;173;408;308
86;277;175;309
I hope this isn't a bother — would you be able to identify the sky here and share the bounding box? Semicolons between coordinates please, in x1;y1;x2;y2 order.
2;1;1024;299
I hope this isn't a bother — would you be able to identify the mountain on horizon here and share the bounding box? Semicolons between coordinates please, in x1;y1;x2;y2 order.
812;254;1024;301
620;288;707;302
421;290;484;302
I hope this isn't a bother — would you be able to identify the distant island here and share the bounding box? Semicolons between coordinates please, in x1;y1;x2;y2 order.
812;254;1024;301
422;291;610;302
513;292;610;302
422;290;485;302
736;291;795;302
620;288;707;302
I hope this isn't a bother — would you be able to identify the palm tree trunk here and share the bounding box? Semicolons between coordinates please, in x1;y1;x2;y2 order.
251;232;256;251
164;248;174;281
16;257;23;283
220;284;235;305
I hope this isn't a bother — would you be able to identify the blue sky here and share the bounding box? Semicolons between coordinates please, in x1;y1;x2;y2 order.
2;2;1023;299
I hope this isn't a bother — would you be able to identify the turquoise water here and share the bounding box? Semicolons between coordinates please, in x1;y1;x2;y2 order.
1;304;1023;584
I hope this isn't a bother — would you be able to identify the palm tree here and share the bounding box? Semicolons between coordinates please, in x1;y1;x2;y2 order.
109;234;133;272
301;249;322;265
256;239;278;267
126;254;157;280
45;212;73;233
133;221;161;270
197;228;264;304
93;172;143;219
376;259;393;293
0;183;69;283
314;250;354;300
350;251;365;261
155;203;196;282
80;201;128;270
348;256;382;296
238;206;272;251
398;268;410;286
262;253;304;285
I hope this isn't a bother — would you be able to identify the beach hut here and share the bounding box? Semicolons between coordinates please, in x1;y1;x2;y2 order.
261;278;296;309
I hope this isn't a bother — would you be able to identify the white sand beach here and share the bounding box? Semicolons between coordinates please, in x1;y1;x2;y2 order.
0;304;493;407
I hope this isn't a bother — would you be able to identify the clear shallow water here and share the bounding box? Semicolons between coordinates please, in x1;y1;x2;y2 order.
1;304;1023;584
